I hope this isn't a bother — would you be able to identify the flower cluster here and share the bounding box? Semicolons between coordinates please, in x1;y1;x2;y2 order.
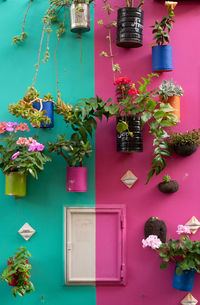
142;235;162;249
12;137;45;160
16;137;36;146
0;122;30;134
114;76;138;101
176;225;191;235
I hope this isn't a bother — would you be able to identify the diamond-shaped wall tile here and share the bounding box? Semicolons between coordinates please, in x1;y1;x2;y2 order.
18;223;36;241
181;293;198;305
185;216;200;234
121;170;138;189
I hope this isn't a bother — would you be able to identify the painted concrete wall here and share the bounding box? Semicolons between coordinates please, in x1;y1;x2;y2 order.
0;1;95;304
95;1;200;305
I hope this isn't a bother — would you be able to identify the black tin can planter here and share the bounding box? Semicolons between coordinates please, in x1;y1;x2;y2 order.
70;3;90;33
116;116;143;152
158;180;179;194
32;101;54;128
173;143;198;157
116;8;144;48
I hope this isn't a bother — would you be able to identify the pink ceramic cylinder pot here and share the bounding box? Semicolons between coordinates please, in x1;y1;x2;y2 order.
66;167;87;192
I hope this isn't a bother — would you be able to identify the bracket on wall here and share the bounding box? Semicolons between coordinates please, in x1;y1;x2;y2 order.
185;216;200;234
18;223;36;241
121;170;138;189
181;293;198;305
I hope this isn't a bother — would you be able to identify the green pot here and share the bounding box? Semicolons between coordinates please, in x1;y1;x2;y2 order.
5;172;26;197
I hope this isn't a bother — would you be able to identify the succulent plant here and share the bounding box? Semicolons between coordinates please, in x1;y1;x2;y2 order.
163;175;171;183
168;129;200;146
158;79;184;101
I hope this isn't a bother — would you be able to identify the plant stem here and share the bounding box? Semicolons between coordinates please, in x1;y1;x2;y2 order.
54;37;61;97
58;148;71;166
137;0;144;8
107;12;115;81
33;23;46;87
23;0;34;30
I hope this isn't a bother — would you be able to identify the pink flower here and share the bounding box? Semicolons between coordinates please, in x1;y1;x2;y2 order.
176;225;191;235
28;137;36;144
12;152;20;160
6;122;17;132
28;142;44;152
142;235;162;249
16;137;30;146
15;123;30;133
0;122;7;134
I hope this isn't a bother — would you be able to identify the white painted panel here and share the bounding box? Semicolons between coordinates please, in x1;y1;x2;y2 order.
65;208;96;285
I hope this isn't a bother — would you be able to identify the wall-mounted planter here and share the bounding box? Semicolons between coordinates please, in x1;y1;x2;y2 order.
32;101;54;128
5;172;26;197
172;265;196;292
116;7;144;48
152;45;173;72
117;116;143;152
7;259;29;287
70;3;90;33
173;143;198;157
158;180;179;193
160;95;180;120
144;217;167;243
66;167;87;192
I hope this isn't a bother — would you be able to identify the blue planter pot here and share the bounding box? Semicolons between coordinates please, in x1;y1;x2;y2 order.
33;101;54;128
152;45;173;72
172;265;196;292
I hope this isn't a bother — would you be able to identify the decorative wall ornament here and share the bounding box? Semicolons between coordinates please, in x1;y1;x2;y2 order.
121;170;138;188
18;223;36;241
144;217;167;243
181;293;198;305
185;217;200;234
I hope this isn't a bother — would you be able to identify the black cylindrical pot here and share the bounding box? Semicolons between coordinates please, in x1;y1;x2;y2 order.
158;181;179;194
117;7;144;48
117;116;143;152
173;143;198;157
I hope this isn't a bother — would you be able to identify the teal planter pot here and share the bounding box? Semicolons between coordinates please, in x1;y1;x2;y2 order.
5;172;26;197
172;265;196;291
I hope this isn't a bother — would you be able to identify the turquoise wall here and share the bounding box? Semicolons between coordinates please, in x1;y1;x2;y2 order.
0;0;96;304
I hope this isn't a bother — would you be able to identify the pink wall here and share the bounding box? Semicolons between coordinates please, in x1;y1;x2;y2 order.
95;1;200;304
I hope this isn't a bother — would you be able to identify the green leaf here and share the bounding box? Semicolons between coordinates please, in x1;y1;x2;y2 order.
116;121;128;134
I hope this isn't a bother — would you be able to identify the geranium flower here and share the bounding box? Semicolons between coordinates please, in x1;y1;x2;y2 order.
114;76;132;86
15;123;30;133
28;142;44;152
12;152;20;160
142;235;162;249
176;225;191;235
128;88;138;96
0;122;7;134
6;122;17;132
16;137;30;146
28;137;36;144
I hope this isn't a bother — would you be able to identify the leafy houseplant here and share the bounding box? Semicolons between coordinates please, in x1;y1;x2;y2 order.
168;129;200;157
142;225;200;292
151;1;177;72
158;175;179;194
0;122;51;197
158;79;183;120
1;247;34;297
48;133;92;192
116;0;145;48
8;87;54;128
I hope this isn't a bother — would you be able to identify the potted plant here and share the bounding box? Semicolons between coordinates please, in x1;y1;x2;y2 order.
116;0;145;48
142;225;200;292
48;133;92;192
8;87;54;128
151;1;177;72
168;129;200;157
144;216;167;243
1;246;34;297
70;0;94;33
0;122;51;197
158;175;179;193
158;79;183;120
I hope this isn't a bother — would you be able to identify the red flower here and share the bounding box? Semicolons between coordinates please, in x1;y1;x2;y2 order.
0;122;7;134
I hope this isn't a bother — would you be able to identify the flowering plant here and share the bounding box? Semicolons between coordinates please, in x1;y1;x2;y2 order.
1;247;34;297
8;87;53;127
143;225;200;274
151;1;177;46
0;122;51;178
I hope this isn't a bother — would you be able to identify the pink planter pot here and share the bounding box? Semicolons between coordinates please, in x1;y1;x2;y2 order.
66;167;87;192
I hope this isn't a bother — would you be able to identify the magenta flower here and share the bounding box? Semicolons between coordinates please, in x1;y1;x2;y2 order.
28;142;44;152
12;151;20;160
176;225;191;235
142;235;162;249
6;122;17;132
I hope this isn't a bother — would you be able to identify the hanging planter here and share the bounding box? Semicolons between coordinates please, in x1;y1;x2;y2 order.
66;167;87;192
5;172;26;197
117;7;144;48
172;265;196;292
158;175;179;194
144;217;167;243
152;45;173;72
116;116;143;152
32;101;54;128
70;3;90;33
173;143;198;157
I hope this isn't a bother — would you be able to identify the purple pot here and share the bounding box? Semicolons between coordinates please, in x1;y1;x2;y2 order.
66;167;87;192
